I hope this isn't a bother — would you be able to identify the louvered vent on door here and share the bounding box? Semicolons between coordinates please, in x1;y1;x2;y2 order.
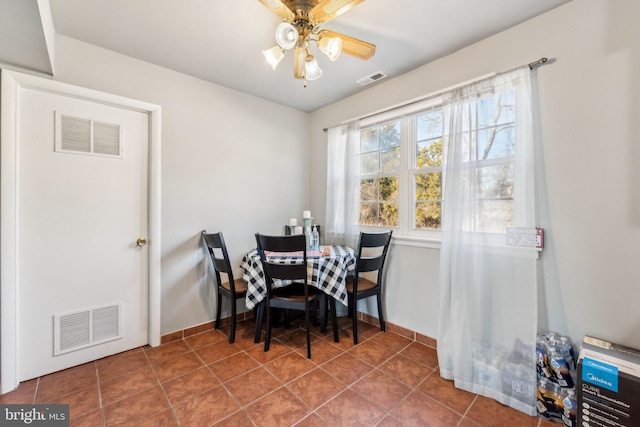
54;303;123;356
55;112;123;158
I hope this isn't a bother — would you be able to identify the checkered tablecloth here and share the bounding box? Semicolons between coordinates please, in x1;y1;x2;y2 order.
241;246;355;310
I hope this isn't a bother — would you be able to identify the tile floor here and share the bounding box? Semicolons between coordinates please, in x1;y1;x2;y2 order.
1;317;557;427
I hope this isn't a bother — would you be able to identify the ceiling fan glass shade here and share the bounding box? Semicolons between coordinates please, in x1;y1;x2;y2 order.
275;22;298;50
317;29;376;60
262;45;285;69
304;55;323;80
318;35;342;61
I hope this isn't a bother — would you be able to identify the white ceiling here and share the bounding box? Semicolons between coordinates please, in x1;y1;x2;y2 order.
1;0;571;112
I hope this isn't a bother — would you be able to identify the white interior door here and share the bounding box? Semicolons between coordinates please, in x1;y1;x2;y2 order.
17;86;150;381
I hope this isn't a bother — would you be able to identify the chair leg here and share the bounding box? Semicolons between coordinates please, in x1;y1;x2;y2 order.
304;302;311;359
376;292;385;332
215;291;222;330
352;297;359;345
264;306;272;352
229;297;237;344
319;294;327;334
254;302;264;343
330;298;339;343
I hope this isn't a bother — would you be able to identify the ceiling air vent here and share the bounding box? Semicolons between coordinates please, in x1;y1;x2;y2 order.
356;71;388;86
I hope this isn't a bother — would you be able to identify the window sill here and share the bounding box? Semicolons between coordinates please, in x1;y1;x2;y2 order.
391;235;441;249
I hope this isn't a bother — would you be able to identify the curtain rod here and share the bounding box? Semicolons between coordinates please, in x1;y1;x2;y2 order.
323;57;549;131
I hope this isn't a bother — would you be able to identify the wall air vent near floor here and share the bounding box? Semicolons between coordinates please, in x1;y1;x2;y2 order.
55;112;123;158
53;303;123;356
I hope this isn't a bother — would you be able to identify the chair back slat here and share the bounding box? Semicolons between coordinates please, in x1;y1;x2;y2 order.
202;231;236;289
354;230;393;286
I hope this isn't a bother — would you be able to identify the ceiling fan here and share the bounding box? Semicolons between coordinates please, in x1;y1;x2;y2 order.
258;0;376;85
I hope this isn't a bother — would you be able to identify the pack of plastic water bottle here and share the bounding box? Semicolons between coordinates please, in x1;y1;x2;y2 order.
536;333;577;426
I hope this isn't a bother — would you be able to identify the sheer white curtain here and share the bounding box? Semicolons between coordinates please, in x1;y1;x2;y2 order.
437;66;538;415
325;121;360;248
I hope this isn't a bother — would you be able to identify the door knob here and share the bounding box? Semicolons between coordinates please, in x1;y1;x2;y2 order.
136;237;147;247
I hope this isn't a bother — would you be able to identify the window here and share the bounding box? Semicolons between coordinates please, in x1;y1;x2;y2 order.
358;121;401;227
356;88;517;237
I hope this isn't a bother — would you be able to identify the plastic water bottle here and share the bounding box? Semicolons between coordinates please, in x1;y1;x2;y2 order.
561;388;577;427
311;226;319;251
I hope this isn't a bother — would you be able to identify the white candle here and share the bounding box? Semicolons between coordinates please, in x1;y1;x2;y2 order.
303;210;311;218
289;218;297;226
294;226;303;235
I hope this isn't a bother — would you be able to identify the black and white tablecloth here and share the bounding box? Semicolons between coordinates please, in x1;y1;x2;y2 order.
241;245;355;310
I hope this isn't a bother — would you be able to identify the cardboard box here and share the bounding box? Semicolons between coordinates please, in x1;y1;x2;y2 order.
577;336;640;427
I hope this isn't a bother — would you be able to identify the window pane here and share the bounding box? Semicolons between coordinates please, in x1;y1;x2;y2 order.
415;202;441;230
361;128;379;153
361;152;379;175
417;110;443;140
416;139;442;168
360;178;377;201
477;165;513;199
379;121;401;149
381;147;401;172
379;202;398;227
477;125;515;160
380;176;398;201
360;203;377;226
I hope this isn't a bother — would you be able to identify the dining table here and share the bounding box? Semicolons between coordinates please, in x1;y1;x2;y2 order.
241;245;356;312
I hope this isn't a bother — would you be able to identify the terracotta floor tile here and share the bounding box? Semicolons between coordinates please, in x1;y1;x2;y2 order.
244;339;292;364
131;409;178;426
210;410;255;427
245;387;310;427
378;354;433;388
194;342;243;365
369;331;413;353
465;395;538;427
208;352;260;383
417;370;476;415
224;367;282;407
70;408;103;427
288;368;346;409
354;320;381;340
324;327;357;351
144;340;191;364
103;386;168;426
0;379;38;404
98;351;150;381
162;367;220;405
276;328;321;350
348;339;397;367
399;342;439;368
459;418;482;426
49;385;101;419
36;365;97;402
320;353;374;386
173;385;240;427
99;366;158;406
293;338;343;364
41;361;97;382
538;419;558;427
152;351;204;382
184;329;229;350
316;388;385;427
376;416;405;427
390;390;461;427
350;370;412;413
219;323;262;350
295;413;329;427
264;352;316;383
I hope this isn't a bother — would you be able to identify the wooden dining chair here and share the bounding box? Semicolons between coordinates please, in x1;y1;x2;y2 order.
255;233;333;358
202;231;248;344
347;230;393;344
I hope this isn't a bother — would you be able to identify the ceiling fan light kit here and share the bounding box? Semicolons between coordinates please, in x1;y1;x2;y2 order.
258;0;376;85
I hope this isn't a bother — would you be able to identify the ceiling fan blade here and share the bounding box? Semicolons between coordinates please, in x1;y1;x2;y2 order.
293;45;306;79
317;30;376;60
309;0;367;24
256;0;295;22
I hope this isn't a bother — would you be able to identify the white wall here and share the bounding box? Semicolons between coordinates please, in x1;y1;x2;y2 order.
309;0;640;349
52;35;310;335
